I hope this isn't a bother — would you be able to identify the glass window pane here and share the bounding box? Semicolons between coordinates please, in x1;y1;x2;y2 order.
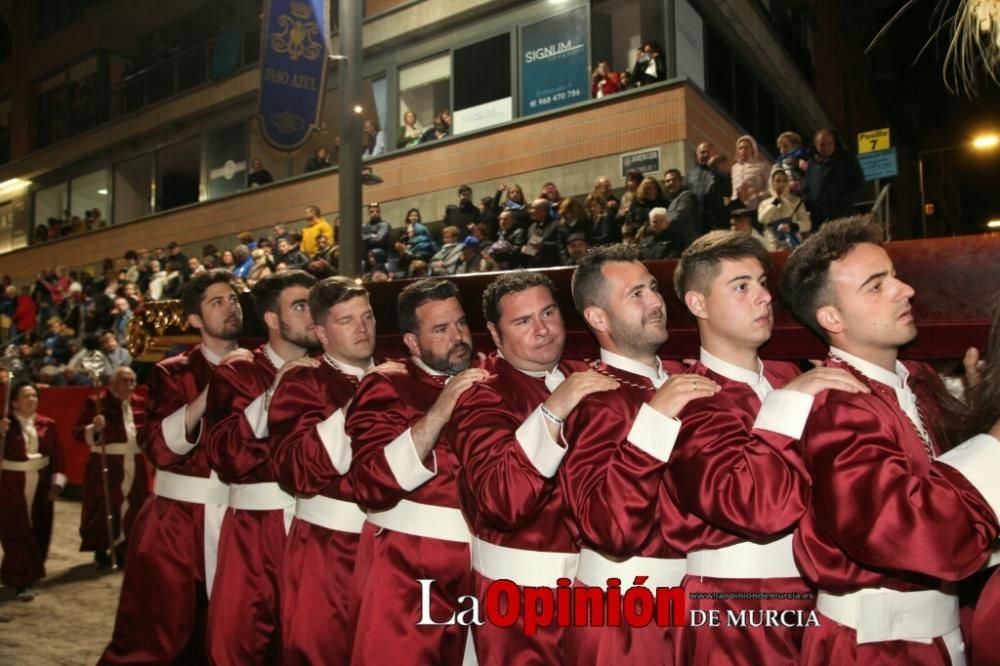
398;55;450;148
207;122;248;199
157;137;202;211
590;0;665;84
453;34;512;135
114;153;153;224
33;182;68;242
70;169;109;229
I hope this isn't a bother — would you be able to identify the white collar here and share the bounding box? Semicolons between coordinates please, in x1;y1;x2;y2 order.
412;356;450;381
200;345;224;366
324;353;372;379
14;413;35;427
700;347;766;386
830;346;908;389
498;350;565;391
264;343;285;370
600;348;669;388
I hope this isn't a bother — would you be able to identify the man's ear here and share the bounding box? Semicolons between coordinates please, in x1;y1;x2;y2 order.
816;304;843;336
486;322;502;350
402;332;421;358
582;305;609;334
684;291;708;320
314;323;329;348
187;313;204;331
262;310;279;334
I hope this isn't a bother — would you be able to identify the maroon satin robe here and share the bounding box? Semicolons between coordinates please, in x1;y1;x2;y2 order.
666;360;813;666
1;414;63;588
795;358;1000;665
972;565;1000;666
559;359;693;666
269;359;365;666
346;358;472;666
203;346;283;665
74;391;149;552
449;356;588;665
101;347;220;665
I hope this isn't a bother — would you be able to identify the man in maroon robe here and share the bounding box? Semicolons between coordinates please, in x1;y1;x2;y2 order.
559;244;719;665
269;277;399;665
667;231;867;665
75;366;148;568
100;270;242;664
346;279;489;665
1;380;66;601
203;270;318;665
449;271;617;664
781;217;1000;665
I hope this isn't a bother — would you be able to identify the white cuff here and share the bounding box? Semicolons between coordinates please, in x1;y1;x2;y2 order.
84;424;97;445
515;406;568;478
384;428;437;491
52;473;67;488
627;403;681;462
988;546;1000;569
162;404;198;456
937;434;1000;518
315;408;352;475
753;389;814;439
243;391;270;439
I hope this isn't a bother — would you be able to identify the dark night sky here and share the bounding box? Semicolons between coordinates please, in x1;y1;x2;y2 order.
862;0;1000;236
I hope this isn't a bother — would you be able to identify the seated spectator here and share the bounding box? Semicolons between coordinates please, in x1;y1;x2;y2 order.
557;197;592;260
623;176;667;238
523;198;561;268
247;248;273;287
92;208;107;228
757;166;811;250
629;41;666;88
364;249;389;281
408;260;429;278
101;331;133;371
67;333;112;383
35;224;50;243
491;209;528;270
162;261;185;299
301;205;334;257
362;203;391;259
232;245;255;281
429;226;463;276
455;236;485;274
586;193;622;246
272;224;289;242
540;181;563;220
703;154;736;232
619;70;632;90
247;158;274;187
420;110;451;143
729;208;773;251
397;110;424;148
110;297;132;344
491;183;530;229
563;232;590;266
305;259;335;280
774;131;809;194
312;233;334;263
803;128;866;229
201;244;220;268
362;119;385;158
146;260;168;299
636;207;679;260
188;256;206;276
370;269;391;283
395;208;437;274
592;176;620;213
445;184;480;232
305;145;333;172
617;170;644;222
166;242;190;278
662;168;701;252
273;237;308;271
591;61;621;98
731;135;770;212
218;249;237;272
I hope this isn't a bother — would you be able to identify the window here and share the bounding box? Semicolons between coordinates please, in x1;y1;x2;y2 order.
398;55;450;148
157;137;201;211
113;154;153;224
70;169;109;227
33;182;68;241
453;34;512;135
590;0;665;83
207;122;248;199
0;98;10;165
36;56;103;147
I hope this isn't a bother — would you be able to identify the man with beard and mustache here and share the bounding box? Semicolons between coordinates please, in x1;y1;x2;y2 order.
666;232;867;665
203;270;319;665
268;277;403;664
782;217;1000;665
101;270;243;664
346;279;489;665
559;244;720;665
449;271;618;664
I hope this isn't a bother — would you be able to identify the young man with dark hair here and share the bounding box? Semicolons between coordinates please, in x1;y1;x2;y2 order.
560;244;719;664
450;271;617;663
668;231;866;664
781;216;1000;664
100;269;243;664
346;278;488;665
204;270;318;665
269;276;401;665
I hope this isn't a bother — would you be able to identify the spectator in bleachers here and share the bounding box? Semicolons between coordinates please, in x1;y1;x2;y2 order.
592;176;620;213
161;260;185;299
364;248;389;281
232;244;254;282
455;237;486;274
629;41;666;88
493;183;528;216
586;193;621;246
477;196;499;241
430;226;463;276
408;260;429;278
617;170;644;223
420;110;451;143
301;205;333;258
445;185;480;233
491;210;528;270
311;233;334;264
146;260;167;299
395;208;437;276
201;244;220;267
247;157;274;188
524;198;561;268
305;259;336;280
67;333;111;383
729;208;772;250
636;206;678;260
662;168;700;252
623;176;666;238
362;203;391;260
166;242;189;278
273;237;309;271
731;135;770;213
702;154;735;232
305;146;333;173
540;182;563;220
557;197;592;260
218;249;237;272
591;62;621;98
188;256;206;276
803;128;866;229
688;142;715;209
110;297;132;345
123;251;140;283
757;166;811;250
775;131;809;194
362;119;386;159
272;224;289;242
101;331;132;371
563;232;590;266
246;248;273;287
397;110;423;149
0;285;14;343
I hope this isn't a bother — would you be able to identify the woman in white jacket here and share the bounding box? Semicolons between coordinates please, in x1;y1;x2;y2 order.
757;166;811;249
730;134;770;211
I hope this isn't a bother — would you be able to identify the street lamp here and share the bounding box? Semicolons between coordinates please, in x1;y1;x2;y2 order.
919;132;1000;238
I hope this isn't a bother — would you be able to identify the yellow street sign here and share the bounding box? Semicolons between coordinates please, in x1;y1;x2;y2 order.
858;128;890;154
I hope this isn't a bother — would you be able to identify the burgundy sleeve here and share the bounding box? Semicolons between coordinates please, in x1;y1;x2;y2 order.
204;361;270;482
73;396;98;444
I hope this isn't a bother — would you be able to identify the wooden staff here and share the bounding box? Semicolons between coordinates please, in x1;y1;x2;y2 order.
87;365;118;571
0;366;10;487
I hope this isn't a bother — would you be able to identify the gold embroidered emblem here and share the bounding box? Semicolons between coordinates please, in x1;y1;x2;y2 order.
271;1;323;61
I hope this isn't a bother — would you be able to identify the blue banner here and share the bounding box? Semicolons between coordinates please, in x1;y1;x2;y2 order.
520;9;589;116
258;0;329;151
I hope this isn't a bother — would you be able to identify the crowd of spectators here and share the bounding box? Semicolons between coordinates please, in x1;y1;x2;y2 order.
34;208;110;243
2;127;866;385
